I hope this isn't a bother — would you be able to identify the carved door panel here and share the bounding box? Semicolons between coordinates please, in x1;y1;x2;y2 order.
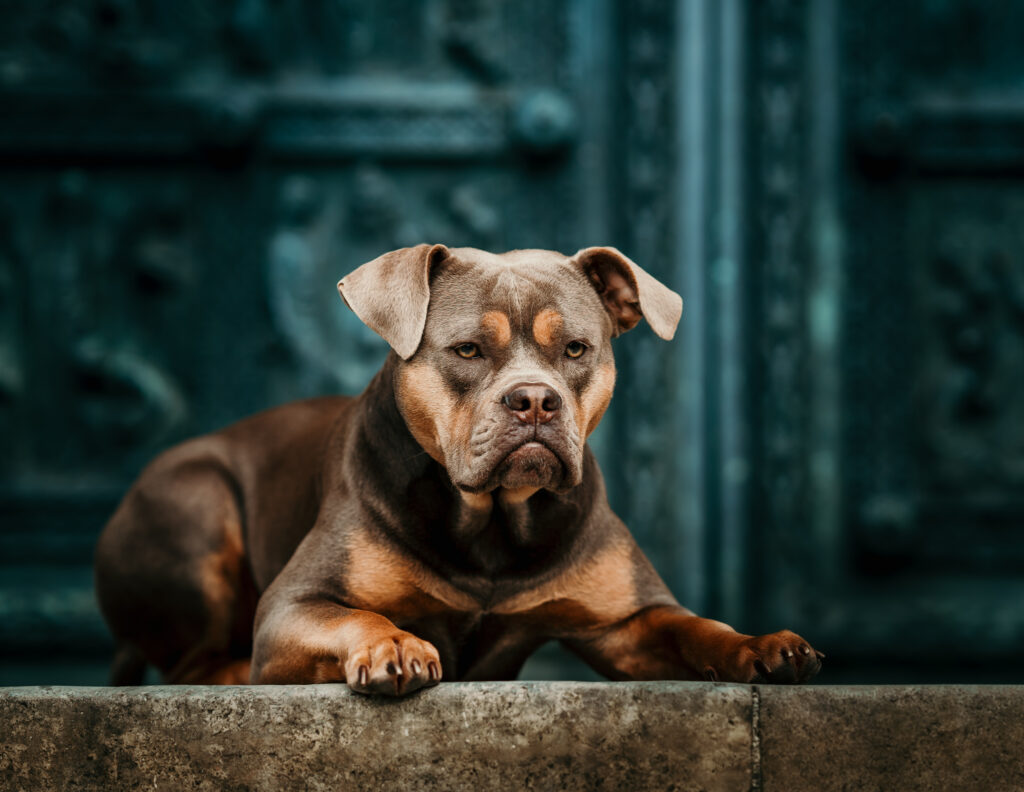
0;0;636;683
753;0;1024;681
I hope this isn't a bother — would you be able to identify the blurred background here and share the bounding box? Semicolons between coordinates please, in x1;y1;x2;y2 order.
2;0;1023;685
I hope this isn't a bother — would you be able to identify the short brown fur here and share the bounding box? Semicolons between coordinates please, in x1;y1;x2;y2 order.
95;245;820;694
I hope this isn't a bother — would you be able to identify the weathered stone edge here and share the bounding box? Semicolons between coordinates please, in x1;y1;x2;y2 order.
0;681;753;792
5;682;1024;792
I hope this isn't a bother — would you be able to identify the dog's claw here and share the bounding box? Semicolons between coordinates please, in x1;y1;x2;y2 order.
738;630;823;685
344;628;440;696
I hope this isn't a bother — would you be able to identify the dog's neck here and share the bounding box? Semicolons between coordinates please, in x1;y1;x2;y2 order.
343;354;599;578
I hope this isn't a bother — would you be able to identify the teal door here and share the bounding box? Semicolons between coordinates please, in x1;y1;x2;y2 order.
743;0;1024;682
3;0;1023;685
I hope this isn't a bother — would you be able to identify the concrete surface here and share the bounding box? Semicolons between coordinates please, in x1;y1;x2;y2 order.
758;685;1024;791
0;682;750;791
1;682;1023;791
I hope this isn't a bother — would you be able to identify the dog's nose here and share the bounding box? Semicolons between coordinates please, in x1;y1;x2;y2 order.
503;384;562;424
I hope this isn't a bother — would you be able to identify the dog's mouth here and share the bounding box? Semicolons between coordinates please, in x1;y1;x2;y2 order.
454;420;580;495
493;440;565;490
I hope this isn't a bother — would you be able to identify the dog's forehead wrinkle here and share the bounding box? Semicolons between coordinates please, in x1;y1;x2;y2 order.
484;263;559;320
424;250;609;353
495;265;525;320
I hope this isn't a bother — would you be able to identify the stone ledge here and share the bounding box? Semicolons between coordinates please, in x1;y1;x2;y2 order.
2;682;1023;791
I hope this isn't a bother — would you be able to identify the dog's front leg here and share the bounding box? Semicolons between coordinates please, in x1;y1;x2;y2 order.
565;604;822;684
251;597;442;695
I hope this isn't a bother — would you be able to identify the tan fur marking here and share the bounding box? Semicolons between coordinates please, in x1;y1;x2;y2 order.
492;539;636;625
256;604;402;683
499;486;539;505
481;310;512;348
166;519;245;684
198;518;244;623
575;362;616;438
343;531;419;611
395;362;454;464
532;309;564;347
449;401;475;455
344;528;479;617
460;490;494;511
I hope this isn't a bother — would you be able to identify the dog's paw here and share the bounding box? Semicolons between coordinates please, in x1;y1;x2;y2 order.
706;630;823;685
343;630;442;696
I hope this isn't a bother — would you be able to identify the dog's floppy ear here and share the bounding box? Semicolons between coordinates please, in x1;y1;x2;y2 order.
572;246;682;340
338;244;450;359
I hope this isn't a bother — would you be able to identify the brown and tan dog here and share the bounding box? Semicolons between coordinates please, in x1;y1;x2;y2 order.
95;244;822;694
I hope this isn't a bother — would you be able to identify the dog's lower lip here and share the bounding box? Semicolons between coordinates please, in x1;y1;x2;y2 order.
494;440;564;490
499;440;556;466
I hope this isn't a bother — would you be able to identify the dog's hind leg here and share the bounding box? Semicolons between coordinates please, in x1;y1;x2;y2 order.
167;653;252;685
95;455;258;685
109;642;147;686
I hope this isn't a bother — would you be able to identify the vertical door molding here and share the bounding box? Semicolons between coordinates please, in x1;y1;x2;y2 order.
608;0;752;626
747;0;844;635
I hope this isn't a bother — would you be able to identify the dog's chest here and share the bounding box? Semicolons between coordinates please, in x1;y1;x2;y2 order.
341;532;482;621
341;528;639;634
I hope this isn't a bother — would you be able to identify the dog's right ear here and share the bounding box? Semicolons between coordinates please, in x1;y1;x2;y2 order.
337;244;450;359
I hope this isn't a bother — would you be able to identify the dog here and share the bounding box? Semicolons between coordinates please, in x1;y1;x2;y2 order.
95;244;822;694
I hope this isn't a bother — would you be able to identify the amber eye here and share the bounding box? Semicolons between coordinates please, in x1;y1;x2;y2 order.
565;341;587;359
454;343;481;359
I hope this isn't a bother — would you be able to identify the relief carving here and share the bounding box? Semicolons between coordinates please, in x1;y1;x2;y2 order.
919;196;1024;490
267;168;504;395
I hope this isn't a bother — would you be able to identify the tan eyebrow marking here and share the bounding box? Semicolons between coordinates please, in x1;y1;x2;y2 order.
481;310;511;348
532;309;563;347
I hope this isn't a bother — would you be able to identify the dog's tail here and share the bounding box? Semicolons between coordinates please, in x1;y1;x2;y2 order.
109;642;148;686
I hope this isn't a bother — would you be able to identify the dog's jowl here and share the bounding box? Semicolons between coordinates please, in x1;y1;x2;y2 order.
94;245;822;694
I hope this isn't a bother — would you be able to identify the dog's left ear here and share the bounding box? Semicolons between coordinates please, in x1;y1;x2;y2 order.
572;246;683;340
338;244;450;359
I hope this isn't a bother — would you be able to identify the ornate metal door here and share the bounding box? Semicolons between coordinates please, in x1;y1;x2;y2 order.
750;0;1024;681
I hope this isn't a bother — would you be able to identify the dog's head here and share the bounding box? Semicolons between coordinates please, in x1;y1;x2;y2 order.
338;245;681;496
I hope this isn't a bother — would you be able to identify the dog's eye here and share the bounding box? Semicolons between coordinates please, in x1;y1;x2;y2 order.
454;343;481;359
565;341;587;359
